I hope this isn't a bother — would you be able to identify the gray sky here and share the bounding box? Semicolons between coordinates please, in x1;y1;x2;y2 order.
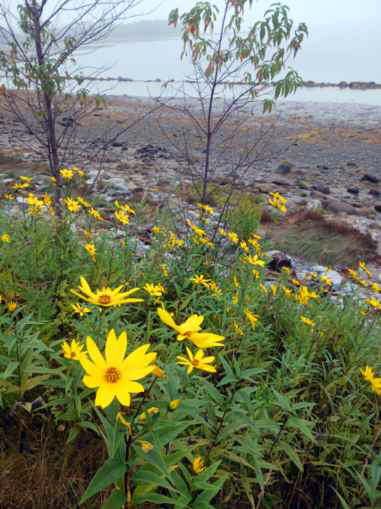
149;0;381;28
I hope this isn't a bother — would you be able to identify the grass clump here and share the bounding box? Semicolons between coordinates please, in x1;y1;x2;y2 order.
0;177;381;509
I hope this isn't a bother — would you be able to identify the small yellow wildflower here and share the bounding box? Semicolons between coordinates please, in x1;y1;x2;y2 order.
60;168;74;180
300;316;315;327
240;241;249;253
1;233;10;243
176;347;216;375
245;309;259;329
115;209;129;225
62;339;85;361
268;192;287;213
361;366;381;395
208;280;222;296
160;264;169;277
85;242;96;261
139;440;154;453
88;207;103;221
252;269;260;279
11;182;30;190
197;203;214;215
296;286;318;305
77;196;91;208
71;303;92;316
152;365;166;378
186;219;206;237
7;301;17;312
19;176;33;182
366;297;381;312
191;274;210;287
152;226;161;234
169;399;181;410
359;260;372;278
245;254;266;267
192;456;206;474
320;275;333;286
157;308;224;349
166;232;184;249
371;282;381;294
233;321;244;336
116;412;132;433
227;231;239;244
71;276;143;307
144;283;166;298
138;407;160;422
65;197;81;213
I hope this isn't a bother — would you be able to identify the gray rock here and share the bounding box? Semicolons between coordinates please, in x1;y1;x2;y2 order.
275;161;293;175
361;174;380;184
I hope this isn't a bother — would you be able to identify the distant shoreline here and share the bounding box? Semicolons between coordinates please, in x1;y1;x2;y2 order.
61;76;381;91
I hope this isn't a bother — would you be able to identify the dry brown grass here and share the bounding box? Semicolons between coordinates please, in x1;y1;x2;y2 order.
0;417;109;509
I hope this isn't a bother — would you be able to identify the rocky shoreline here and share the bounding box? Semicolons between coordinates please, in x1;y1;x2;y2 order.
0;95;381;269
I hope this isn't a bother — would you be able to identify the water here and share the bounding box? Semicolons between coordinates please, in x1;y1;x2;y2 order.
74;37;381;106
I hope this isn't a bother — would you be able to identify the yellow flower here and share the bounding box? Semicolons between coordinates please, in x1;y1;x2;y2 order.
227;231;239;244
208;280;222;296
114;201;135;215
191;274;210;287
115;209;129;225
240;241;249;253
60;168;74;180
157;308;224;349
268;192;287;213
65;197;81;213
360;366;381;395
152;226;161;234
7;300;17;312
177;347;216;375
144;283;166;298
88;207;103;221
371;282;381;294
71;303;92;316
233;321;244;336
300;316;315;327
366;298;381;312
197;203;214;215
166;231;184;249
139;440;154;453
296;286;318;305
169;399;181;410
71;276;143;307
252;269;260;280
77;196;91;208
11;182;30;189
245;309;259;329
152;365;166;378
85;242;96;261
79;329;157;408
245;255;265;267
359;260;372;278
186;220;206;237
116;412;132;433
160;264;169;277
192;455;206;474
320;275;333;286
282;286;293;298
43;193;52;206
138;406;160;422
62;339;85;361
20;176;33;182
1;233;10;243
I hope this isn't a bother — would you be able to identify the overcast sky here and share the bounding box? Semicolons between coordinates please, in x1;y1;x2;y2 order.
149;0;381;28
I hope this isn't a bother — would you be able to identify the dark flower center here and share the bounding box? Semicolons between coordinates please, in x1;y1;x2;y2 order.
105;367;120;384
98;294;111;305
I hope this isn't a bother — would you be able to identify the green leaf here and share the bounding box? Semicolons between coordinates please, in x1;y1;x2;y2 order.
100;488;125;509
277;441;303;472
80;457;126;505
